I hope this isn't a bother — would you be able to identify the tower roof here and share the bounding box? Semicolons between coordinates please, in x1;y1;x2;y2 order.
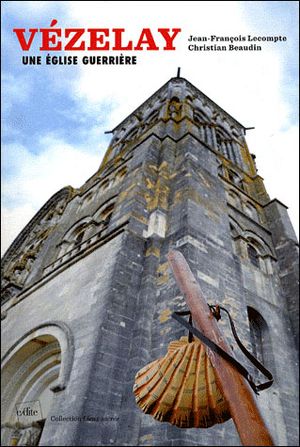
112;76;247;134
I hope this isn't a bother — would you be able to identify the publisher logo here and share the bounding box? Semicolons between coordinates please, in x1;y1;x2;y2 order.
16;400;43;424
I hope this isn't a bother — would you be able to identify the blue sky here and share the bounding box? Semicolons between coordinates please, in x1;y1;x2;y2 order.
2;1;112;157
1;1;299;253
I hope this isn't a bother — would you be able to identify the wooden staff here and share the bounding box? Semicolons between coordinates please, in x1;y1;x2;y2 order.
168;249;274;446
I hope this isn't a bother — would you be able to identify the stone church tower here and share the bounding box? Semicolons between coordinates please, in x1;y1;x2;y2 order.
1;76;299;446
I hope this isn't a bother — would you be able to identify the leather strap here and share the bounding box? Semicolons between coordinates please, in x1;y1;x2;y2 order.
172;307;273;395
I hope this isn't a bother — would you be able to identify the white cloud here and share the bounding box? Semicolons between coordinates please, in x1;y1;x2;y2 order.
65;1;251;126
247;125;299;235
1;204;36;256
3;0;65;20
1;137;102;254
3;139;99;203
1;73;33;117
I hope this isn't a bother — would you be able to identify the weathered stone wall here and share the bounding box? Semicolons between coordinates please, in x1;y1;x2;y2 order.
2;235;124;445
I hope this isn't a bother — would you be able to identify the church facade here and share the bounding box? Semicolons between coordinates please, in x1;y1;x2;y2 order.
1;76;299;446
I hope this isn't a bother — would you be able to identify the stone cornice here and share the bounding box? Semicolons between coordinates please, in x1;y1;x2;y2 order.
1;186;75;268
1;222;128;312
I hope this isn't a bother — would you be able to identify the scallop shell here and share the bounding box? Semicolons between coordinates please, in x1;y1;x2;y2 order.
133;336;231;428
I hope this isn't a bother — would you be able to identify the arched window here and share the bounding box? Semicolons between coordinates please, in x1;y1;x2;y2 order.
193;108;209;124
243;233;274;275
74;229;85;246
101;178;111;191
58;218;95;258
146;109;159;125
82;191;94;206
247;244;260;268
116;167;127;183
70;223;89;248
125;126;139;141
228;170;243;189
93;196;117;228
101;204;115;227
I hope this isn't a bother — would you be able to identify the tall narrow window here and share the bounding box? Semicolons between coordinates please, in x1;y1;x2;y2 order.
247;307;274;383
216;132;222;149
247;307;264;364
246;306;271;372
229;143;238;165
101;179;111;191
116;167;127;182
229;223;240;255
247;244;260;268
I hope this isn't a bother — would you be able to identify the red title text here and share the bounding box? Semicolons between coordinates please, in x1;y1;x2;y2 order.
13;20;182;51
